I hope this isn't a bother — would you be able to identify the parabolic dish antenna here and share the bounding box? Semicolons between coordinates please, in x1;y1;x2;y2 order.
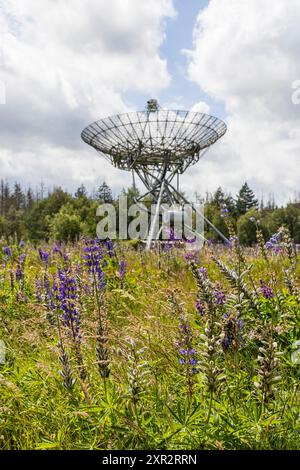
82;100;228;247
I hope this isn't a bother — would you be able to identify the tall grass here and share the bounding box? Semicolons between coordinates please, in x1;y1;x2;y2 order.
0;232;299;450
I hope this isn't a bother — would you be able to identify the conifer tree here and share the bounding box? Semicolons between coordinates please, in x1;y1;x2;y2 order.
96;181;113;203
236;182;258;215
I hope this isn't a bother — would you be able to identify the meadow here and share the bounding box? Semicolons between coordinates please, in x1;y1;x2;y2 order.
0;224;299;450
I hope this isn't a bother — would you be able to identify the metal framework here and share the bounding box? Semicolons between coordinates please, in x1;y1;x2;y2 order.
81;101;228;247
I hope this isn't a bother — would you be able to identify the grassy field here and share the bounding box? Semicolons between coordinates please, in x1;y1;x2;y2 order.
0;227;299;450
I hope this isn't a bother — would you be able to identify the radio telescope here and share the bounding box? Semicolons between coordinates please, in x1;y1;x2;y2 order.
81;100;228;248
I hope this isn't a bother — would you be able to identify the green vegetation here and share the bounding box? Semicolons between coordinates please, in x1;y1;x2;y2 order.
0;222;299;449
1;180;300;245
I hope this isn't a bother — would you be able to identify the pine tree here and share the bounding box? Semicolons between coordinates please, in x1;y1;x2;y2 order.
3;182;10;216
75;184;87;199
26;187;35;209
96;182;113;203
236;182;258;215
212;187;235;213
13;183;25;211
212;187;225;206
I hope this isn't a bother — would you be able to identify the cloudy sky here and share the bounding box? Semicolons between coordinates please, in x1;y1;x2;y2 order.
0;0;299;204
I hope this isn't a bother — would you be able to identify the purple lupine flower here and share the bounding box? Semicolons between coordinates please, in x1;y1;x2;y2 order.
222;335;233;351
119;259;126;278
273;245;282;255
168;228;176;241
199;266;207;278
53;243;60;254
214;283;226;305
46;277;57;322
178;318;198;373
83;239;106;291
34;277;43;302
15;253;26;282
185;236;197;244
222;314;243;352
184;252;199;263
38;248;50;265
105;239;115;257
57;268;81;338
260;280;274;299
220;203;229;218
15;265;23;282
163;228;182;251
265;231;282;253
19;241;25;248
19;253;26;263
43;273;52;301
3;246;12;257
195;299;205;316
229;236;238;247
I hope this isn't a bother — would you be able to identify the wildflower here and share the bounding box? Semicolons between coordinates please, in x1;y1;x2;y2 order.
57;268;81;338
185;235;197;245
125;339;149;405
83;239;106;291
177;314;198;398
265;231;282;252
190;261;225;396
96;320;110;379
178;319;198;371
43;274;56;324
53;243;60;254
15;253;26;289
83;239;110;380
254;332;282;403
19;241;25;248
212;256;260;314
221;314;243;352
214;283;226;305
19;253;26;263
3;246;12;257
199;266;207;278
57;267;87;382
220;203;229;218
38;248;50;265
118;259;126;289
34;277;43;302
260;280;274;299
9;271;14;292
58;344;75;390
184;252;199;263
105;239;115;257
195;299;205;316
119;259;126;278
15;265;23;282
229;236;238;247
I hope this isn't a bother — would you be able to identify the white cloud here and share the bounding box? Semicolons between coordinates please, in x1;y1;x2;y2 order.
186;0;300;204
0;0;175;192
190;101;210;114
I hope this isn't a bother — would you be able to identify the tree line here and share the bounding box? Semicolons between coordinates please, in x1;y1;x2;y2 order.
0;179;299;245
